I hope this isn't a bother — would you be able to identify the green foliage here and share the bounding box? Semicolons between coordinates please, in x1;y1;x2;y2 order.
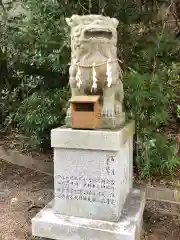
0;0;71;136
0;88;19;133
124;64;176;132
124;31;180;178
137;133;179;178
15;88;69;149
177;105;180;118
9;0;70;74
0;71;43;133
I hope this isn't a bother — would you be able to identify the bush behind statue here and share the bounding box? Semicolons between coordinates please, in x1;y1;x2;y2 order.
123;32;180;178
15;88;70;149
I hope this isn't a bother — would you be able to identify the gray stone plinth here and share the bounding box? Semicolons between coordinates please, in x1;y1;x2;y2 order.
51;122;134;222
65;112;125;129
32;188;145;240
51;121;134;150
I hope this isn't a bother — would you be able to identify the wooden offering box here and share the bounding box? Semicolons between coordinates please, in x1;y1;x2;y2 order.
69;95;100;129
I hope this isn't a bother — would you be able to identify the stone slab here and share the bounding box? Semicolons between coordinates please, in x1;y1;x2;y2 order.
53;138;133;221
65;112;125;129
52;124;134;221
146;186;175;203
0;146;53;175
146;186;180;204
32;188;145;240
51;121;134;150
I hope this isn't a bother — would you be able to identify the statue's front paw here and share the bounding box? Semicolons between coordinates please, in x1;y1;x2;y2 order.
115;103;122;115
101;103;115;117
66;107;71;117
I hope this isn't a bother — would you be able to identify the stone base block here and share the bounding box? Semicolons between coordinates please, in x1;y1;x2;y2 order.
65;112;125;129
51;122;135;222
32;188;145;240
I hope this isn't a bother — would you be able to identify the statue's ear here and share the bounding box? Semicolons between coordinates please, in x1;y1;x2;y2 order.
111;18;119;28
66;17;72;27
66;15;81;27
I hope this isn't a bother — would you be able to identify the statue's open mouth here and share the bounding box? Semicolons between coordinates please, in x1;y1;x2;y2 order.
84;29;113;39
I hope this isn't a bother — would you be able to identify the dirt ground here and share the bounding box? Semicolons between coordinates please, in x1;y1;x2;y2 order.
0;160;53;240
143;202;180;239
1;160;180;240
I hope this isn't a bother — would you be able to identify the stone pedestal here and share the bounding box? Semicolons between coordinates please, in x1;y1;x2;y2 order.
31;121;145;240
32;188;145;240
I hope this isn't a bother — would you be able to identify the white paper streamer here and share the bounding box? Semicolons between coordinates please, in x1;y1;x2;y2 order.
76;65;82;89
106;58;112;87
91;62;97;91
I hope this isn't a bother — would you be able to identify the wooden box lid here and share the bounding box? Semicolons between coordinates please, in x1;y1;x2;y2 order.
69;95;100;103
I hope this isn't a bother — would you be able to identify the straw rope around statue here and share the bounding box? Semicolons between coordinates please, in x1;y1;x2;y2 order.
73;58;123;91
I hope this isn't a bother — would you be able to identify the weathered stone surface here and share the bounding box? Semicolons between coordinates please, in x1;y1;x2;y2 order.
51;123;134;221
0;146;53;175
65;14;125;128
51;121;135;150
146;187;175;202
32;188;145;240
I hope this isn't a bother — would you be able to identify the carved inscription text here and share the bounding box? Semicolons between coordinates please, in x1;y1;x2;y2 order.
55;176;116;205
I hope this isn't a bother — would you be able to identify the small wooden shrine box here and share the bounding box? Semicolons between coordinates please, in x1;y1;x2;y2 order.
69;95;100;129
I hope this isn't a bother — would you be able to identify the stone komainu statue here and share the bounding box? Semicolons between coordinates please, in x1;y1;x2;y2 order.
65;15;125;128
